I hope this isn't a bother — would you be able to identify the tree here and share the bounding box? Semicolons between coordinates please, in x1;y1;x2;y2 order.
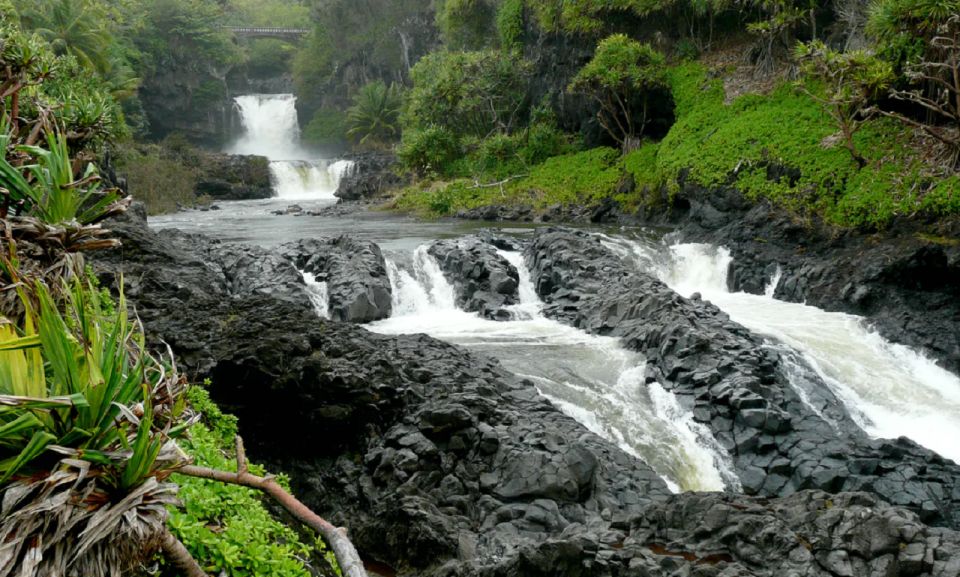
346;81;404;147
795;40;894;167
568;34;668;148
16;0;113;74
404;49;532;138
869;0;960;166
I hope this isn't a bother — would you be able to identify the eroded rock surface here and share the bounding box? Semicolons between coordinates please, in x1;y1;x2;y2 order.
279;236;392;323
526;227;960;530
427;238;520;320
90;215;960;576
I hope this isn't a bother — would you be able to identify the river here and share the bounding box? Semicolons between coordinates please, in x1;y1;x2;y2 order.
151;91;960;495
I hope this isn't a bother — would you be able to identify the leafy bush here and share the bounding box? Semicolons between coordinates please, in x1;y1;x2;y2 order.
404;49;532;138
437;0;497;49
116;144;200;215
569;34;669;146
302;108;348;151
398;126;463;175
496;0;525;50
244;38;295;77
165;388;336;577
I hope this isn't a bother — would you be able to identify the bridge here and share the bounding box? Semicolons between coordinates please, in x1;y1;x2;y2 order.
223;26;310;40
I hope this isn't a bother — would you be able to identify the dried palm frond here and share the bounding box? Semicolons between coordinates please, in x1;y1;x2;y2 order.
0;459;180;577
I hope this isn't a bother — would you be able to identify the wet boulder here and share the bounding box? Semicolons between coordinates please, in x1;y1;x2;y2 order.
525;227;960;530
427;237;519;320
279;236;392;323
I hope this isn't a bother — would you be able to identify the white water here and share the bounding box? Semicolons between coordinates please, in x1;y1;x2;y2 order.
369;246;737;492
301;271;329;319
614;237;960;464
228;94;354;201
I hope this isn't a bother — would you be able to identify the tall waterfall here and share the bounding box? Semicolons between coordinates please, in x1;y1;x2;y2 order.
229;94;354;201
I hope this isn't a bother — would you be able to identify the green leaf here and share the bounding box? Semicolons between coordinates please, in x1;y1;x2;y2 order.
0;431;56;483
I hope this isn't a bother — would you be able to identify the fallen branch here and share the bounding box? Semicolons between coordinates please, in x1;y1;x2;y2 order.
160;529;208;577
468;174;529;189
176;437;368;577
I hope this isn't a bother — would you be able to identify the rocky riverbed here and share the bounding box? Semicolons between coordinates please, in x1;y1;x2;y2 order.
91;208;960;576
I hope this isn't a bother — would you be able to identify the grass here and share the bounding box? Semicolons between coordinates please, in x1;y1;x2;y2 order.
393;61;960;228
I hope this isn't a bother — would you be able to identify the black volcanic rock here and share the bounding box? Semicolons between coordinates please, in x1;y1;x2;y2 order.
279;236;393;323
427;238;520;320
88;215;960;576
525;227;960;530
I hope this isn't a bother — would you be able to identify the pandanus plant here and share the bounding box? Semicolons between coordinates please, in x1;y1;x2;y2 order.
0;273;194;576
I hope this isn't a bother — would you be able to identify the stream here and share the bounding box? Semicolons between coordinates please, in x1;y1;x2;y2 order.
151;91;960;496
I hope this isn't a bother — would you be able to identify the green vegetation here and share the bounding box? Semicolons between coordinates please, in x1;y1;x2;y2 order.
346;81;404;147
168;388;336;577
568;34;668;145
403;50;532;138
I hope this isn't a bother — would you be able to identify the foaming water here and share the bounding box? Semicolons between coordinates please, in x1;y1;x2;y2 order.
228;94;354;200
301;271;329;319
369;247;737;492
615;237;960;463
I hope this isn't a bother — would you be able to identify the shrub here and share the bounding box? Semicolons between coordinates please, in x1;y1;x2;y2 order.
404;49;532;138
346;81;403;147
569;34;669;146
116;144;199;215
398;126;463;175
302;107;348;151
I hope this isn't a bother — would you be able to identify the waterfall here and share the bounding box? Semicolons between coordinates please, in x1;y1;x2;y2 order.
228;94;355;201
612;237;960;463
369;245;737;492
301;271;329;319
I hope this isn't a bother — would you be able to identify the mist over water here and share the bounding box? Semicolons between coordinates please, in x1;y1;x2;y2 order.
228;94;354;201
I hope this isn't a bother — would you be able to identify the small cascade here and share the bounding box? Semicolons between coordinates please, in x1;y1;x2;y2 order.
369;243;737;492
301;271;329;319
764;266;783;298
497;250;542;320
228;93;355;201
612;237;960;463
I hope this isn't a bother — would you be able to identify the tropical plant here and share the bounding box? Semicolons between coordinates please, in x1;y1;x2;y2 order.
795;40;894;166
16;0;113;74
0;130;125;226
346;81;404;147
0;272;192;576
869;1;960;166
398;125;463;175
404;49;532;138
569;34;668;147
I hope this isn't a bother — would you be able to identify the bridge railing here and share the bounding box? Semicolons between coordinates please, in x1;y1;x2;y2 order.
222;26;310;35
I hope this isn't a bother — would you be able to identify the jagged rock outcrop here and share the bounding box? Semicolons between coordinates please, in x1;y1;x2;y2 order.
334;152;409;202
194;153;273;201
278;236;392;323
88;214;960;576
673;183;960;374
427;238;519;320
525;227;960;530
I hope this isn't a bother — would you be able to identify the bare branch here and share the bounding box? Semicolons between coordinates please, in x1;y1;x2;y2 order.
160;529;208;577
176;439;369;577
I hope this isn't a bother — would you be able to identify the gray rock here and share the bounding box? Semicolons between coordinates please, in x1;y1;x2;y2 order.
427;237;520;320
279;236;392;323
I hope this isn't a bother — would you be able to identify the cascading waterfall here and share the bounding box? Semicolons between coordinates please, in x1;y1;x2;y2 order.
369;245;738;492
610;236;960;463
228;94;354;201
301;271;330;319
